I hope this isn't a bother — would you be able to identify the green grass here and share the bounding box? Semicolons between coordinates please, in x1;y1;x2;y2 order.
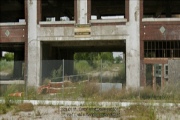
0;83;179;119
122;104;156;120
0;60;13;73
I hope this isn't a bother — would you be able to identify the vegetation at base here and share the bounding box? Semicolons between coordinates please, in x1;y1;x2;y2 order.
0;84;24;114
0;103;8;114
0;83;179;119
122;105;156;120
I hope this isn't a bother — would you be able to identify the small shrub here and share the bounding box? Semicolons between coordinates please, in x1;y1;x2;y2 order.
101;88;121;100
43;78;51;85
81;82;100;98
74;60;92;74
51;66;63;82
0;104;7;114
16;103;34;112
139;86;158;99
4;52;14;61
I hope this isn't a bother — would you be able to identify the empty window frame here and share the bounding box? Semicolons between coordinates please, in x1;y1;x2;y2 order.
91;0;125;20
154;64;162;77
41;0;74;21
164;64;168;78
143;0;180;18
144;41;180;58
0;0;25;22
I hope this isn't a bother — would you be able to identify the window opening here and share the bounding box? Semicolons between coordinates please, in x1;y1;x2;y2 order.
144;41;180;58
144;0;180;18
164;64;168;78
91;0;125;20
42;0;74;21
0;0;25;22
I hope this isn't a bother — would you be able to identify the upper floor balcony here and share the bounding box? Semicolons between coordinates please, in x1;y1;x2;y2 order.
38;0;128;27
142;0;180;22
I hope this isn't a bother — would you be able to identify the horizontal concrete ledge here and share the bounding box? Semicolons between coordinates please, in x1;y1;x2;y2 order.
0;80;25;85
39;21;75;25
90;19;127;23
0;22;26;26
0;100;179;108
142;18;180;22
38;35;128;41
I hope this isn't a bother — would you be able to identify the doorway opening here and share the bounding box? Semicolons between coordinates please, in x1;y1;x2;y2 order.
0;43;25;80
41;40;126;86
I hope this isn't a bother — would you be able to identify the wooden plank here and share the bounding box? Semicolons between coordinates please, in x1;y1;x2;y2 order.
144;58;168;64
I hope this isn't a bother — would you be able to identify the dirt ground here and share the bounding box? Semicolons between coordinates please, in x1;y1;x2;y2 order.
0;105;180;120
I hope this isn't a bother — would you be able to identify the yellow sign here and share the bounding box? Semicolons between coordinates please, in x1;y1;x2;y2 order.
74;24;91;37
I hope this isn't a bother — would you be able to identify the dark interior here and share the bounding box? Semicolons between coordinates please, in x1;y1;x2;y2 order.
144;0;180;18
0;0;25;22
91;0;125;19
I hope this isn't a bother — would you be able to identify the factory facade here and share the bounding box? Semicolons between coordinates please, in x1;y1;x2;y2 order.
1;0;180;89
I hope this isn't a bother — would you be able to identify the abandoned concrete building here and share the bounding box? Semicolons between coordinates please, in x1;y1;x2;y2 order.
1;0;180;89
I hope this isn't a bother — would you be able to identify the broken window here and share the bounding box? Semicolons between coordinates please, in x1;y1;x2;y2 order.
91;0;125;20
41;0;74;21
154;64;162;77
144;41;180;58
164;64;168;78
146;64;153;86
0;0;25;22
143;0;180;18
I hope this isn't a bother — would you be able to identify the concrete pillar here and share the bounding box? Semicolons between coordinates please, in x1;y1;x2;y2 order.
27;0;41;87
126;0;140;89
77;0;88;24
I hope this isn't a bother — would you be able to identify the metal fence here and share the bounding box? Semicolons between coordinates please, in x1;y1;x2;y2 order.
1;59;180;101
0;60;125;100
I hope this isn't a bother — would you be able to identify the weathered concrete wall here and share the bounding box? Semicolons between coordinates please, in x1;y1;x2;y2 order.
37;25;128;41
168;59;180;83
27;0;41;87
126;0;140;89
37;26;74;38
